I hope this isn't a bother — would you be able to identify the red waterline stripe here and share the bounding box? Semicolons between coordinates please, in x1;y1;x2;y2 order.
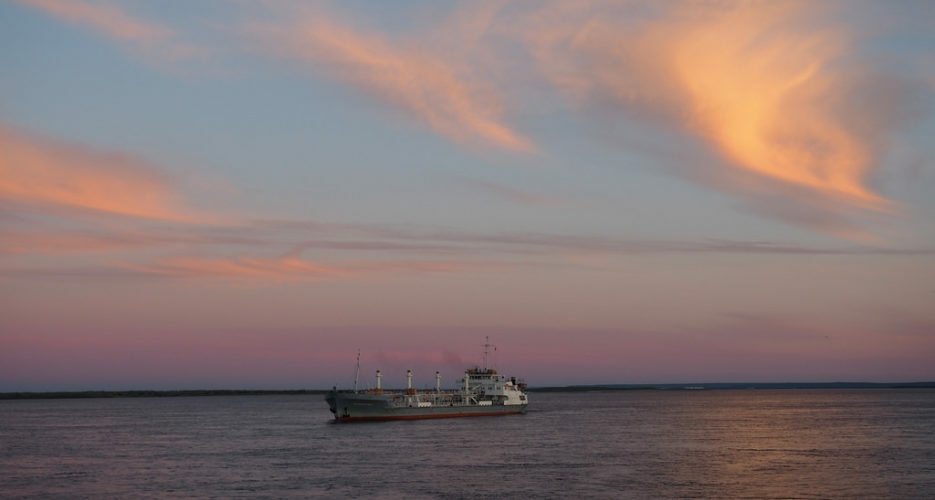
336;410;524;422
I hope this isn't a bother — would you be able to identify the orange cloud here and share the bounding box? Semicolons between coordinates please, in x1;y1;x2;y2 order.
249;12;534;153
668;5;887;209
519;1;896;215
0;125;206;222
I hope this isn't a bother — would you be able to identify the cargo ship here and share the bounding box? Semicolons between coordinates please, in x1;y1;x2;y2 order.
326;339;528;422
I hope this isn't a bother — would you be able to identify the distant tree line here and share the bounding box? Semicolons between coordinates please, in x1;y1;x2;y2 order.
0;389;328;400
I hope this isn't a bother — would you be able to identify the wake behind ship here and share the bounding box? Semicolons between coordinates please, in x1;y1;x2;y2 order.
326;340;528;422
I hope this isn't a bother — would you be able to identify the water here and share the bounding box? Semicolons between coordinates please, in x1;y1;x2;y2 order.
1;389;934;498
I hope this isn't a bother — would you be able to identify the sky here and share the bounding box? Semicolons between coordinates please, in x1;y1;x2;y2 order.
1;0;934;391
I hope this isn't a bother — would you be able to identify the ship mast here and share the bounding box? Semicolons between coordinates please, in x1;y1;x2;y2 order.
483;336;490;371
353;349;360;393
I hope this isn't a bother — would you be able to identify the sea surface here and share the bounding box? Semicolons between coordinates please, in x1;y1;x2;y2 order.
1;389;934;498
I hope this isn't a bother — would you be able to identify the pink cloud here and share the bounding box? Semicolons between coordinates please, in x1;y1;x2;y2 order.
247;10;534;153
18;0;170;42
0;125;209;223
16;0;204;62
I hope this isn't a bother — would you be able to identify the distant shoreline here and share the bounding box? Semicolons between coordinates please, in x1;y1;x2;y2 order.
529;382;935;392
2;382;934;400
0;389;328;400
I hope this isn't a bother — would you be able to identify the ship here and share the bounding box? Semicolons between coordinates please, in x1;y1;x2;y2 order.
325;338;528;422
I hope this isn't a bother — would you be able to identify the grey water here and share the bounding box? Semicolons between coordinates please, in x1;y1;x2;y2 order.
1;390;934;498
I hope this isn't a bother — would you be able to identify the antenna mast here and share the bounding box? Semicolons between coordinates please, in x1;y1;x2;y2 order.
483;336;491;371
354;349;360;393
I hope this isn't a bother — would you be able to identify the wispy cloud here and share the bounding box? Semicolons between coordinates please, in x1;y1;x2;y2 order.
0;222;261;255
15;0;204;62
456;177;558;207
510;1;927;236
669;5;885;207
246;8;534;153
118;255;479;283
123;255;344;282
0;125;209;222
0;228;149;255
241;1;926;238
18;0;170;42
16;1;926;239
369;227;935;257
5;208;933;283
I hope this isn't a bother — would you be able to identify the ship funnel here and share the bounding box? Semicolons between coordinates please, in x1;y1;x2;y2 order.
407;369;412;389
376;370;382;390
435;371;441;393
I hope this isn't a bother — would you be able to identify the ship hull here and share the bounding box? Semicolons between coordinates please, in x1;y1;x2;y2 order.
336;408;525;422
327;391;527;422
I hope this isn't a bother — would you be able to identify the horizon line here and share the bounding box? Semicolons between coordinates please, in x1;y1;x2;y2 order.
3;381;935;400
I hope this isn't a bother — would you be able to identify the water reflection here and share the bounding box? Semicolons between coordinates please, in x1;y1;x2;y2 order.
1;390;932;497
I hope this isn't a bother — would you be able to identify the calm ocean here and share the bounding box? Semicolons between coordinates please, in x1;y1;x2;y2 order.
1;389;933;498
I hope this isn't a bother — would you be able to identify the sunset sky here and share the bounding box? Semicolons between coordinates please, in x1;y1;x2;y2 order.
2;0;934;391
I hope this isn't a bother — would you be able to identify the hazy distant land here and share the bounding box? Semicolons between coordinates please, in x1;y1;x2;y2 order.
2;382;933;400
528;382;935;392
0;390;328;400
